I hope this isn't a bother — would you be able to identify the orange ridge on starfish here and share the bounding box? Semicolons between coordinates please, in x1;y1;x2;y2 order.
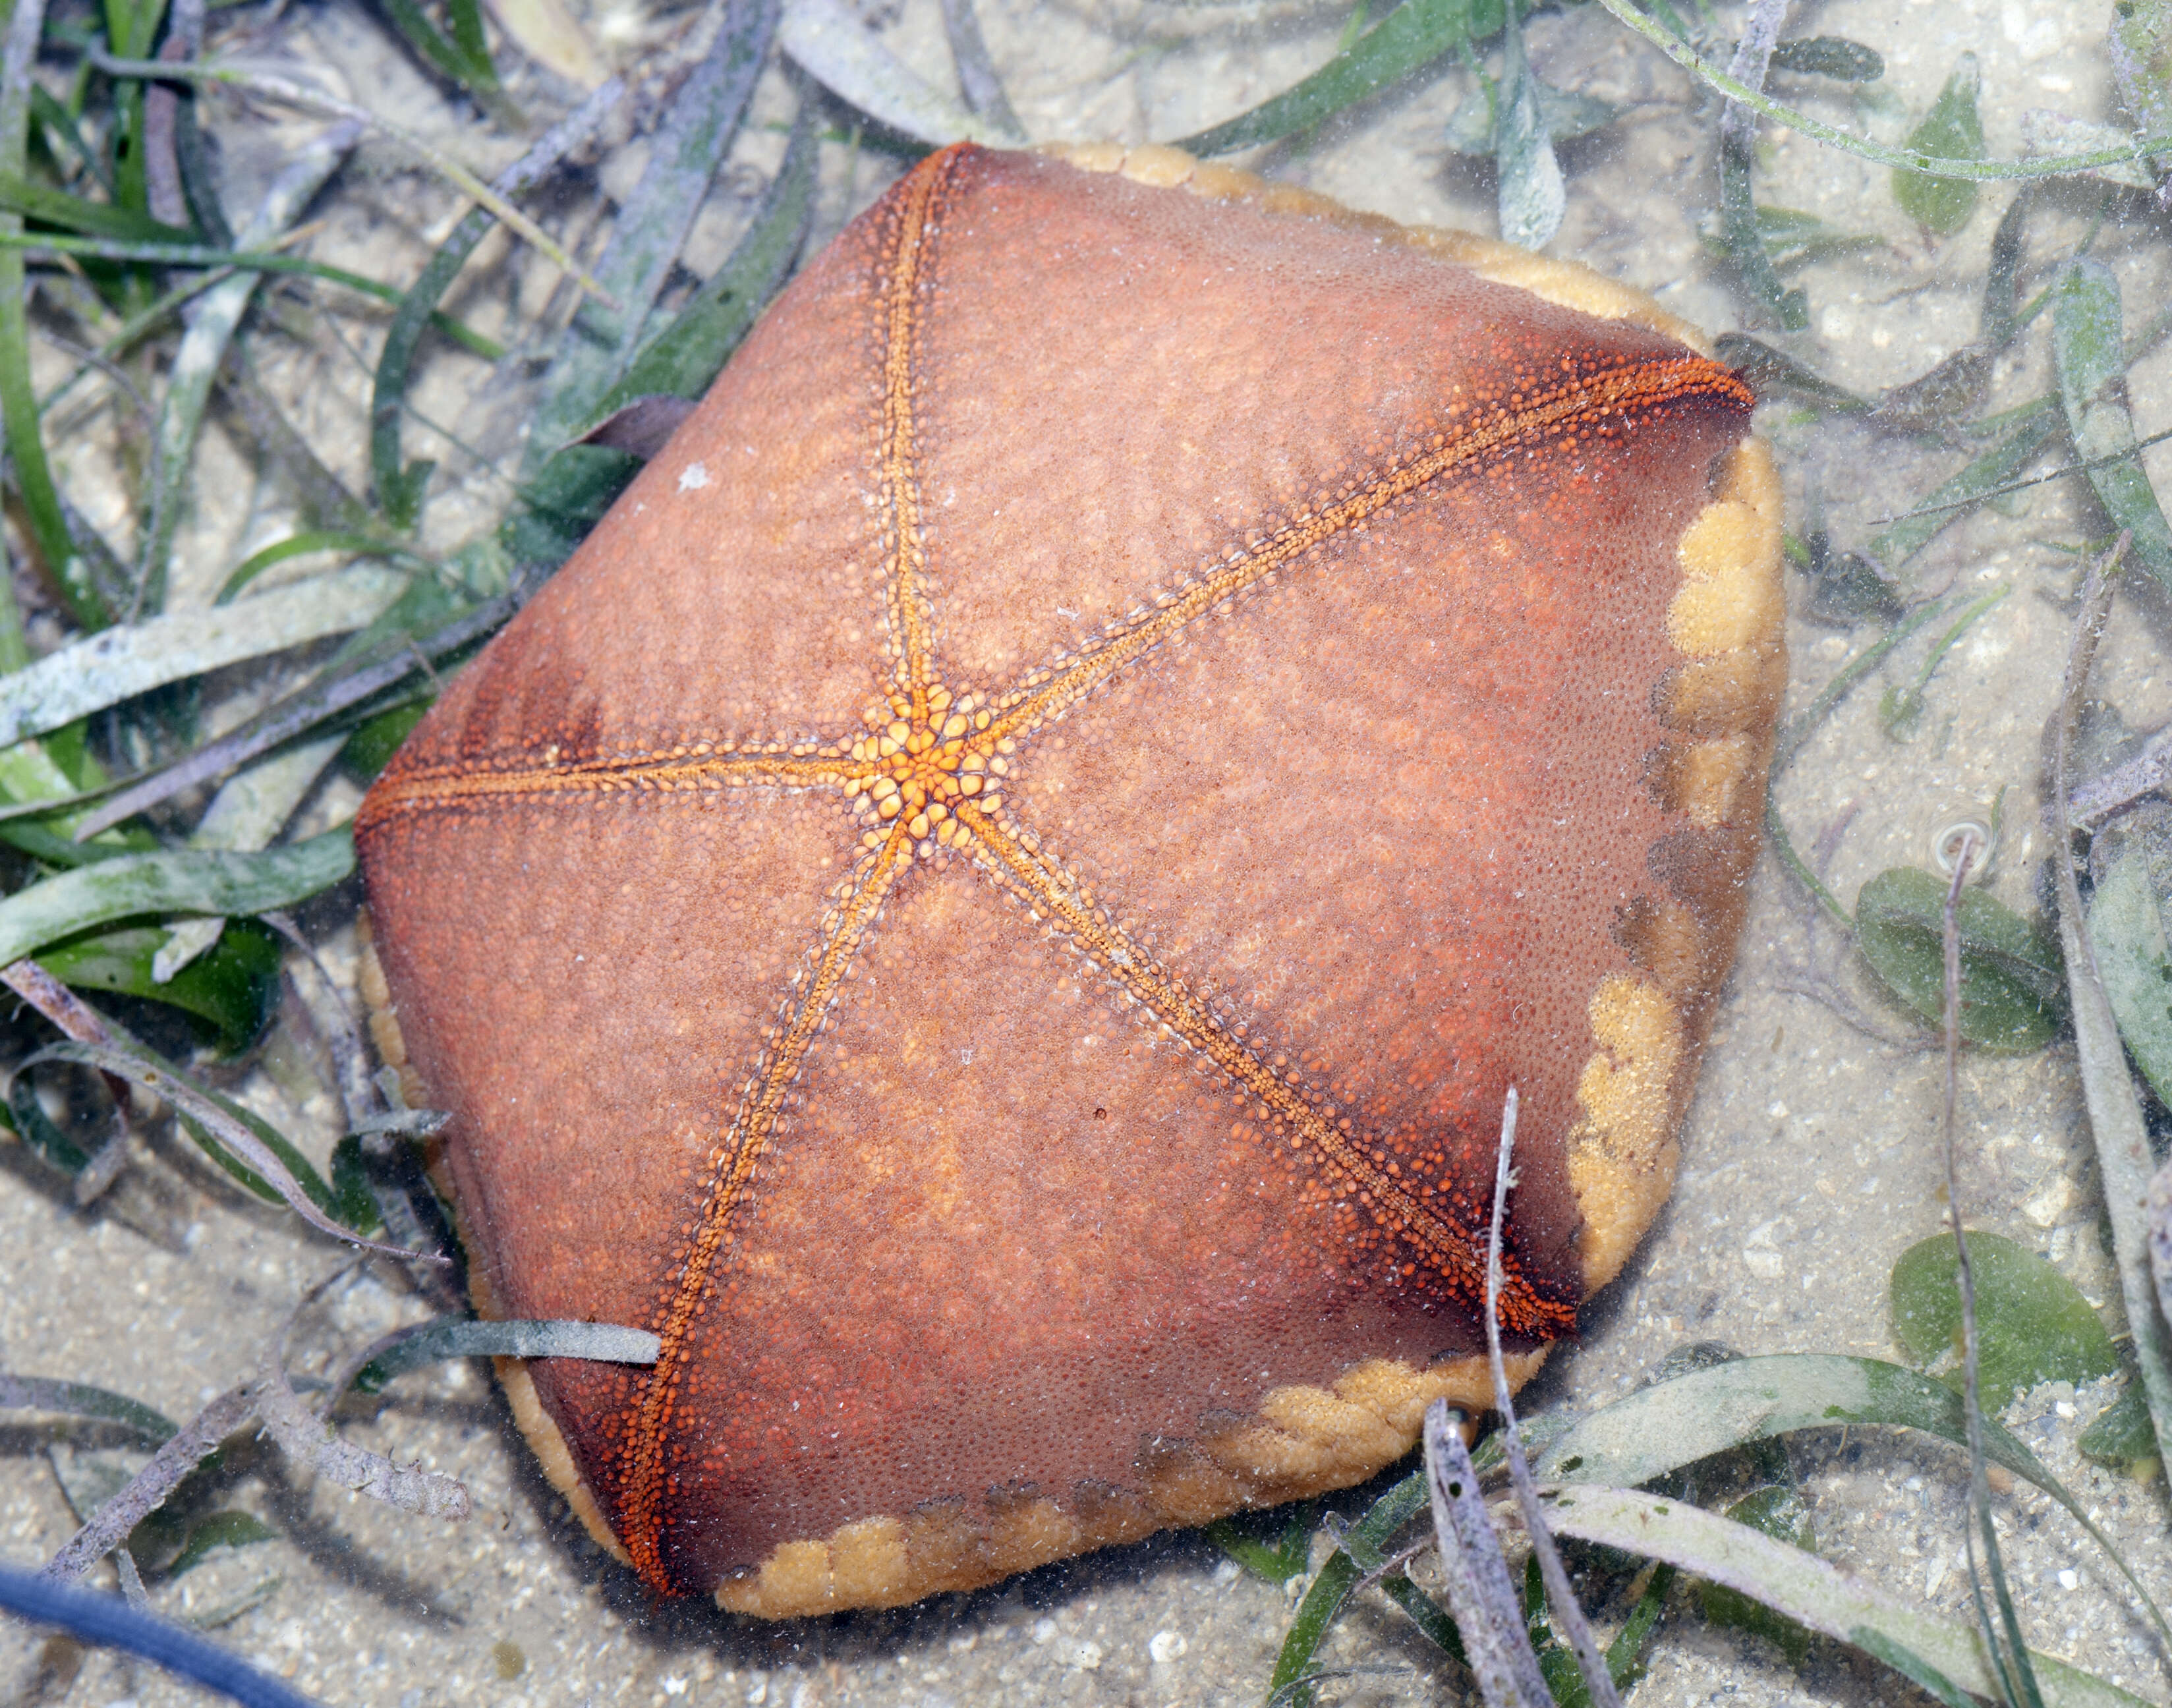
356;341;1752;834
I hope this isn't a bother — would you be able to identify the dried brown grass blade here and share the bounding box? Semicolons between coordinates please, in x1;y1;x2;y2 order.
1422;1400;1551;1708
1486;1087;1622;1708
40;1386;255;1582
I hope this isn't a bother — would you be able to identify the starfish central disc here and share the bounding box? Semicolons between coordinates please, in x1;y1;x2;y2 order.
843;685;1007;851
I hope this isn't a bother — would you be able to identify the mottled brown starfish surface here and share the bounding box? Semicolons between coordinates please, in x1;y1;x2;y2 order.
356;140;1786;1616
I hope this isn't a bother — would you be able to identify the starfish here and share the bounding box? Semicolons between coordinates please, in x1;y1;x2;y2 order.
357;140;1785;1615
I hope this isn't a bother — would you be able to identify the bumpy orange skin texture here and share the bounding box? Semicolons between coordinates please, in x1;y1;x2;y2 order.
358;144;1774;1607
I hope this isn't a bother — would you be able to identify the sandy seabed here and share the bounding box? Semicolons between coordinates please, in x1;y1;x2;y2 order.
4;0;2171;1703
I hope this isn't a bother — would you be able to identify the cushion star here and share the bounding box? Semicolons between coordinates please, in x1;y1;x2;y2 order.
356;138;1785;1616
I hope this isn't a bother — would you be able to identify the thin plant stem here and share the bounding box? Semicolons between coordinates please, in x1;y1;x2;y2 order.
1;959;136;1201
262;911;461;1309
89;53;617;308
1486;1086;1622;1708
33;1039;445;1262
1941;826;2020;1705
40;1384;256;1581
1764;594;1978;927
1714;0;1799;330
938;0;1020;134
64;581;521;839
0;507;20;676
112;1547;148;1610
2048;533;2172;1471
1764;795;1853;926
1718;0;1785;155
132;120;357;616
1422;1396;1551;1706
1865;422;2172;527
2;955;119;1045
0;0;84;629
253;1268;471;1520
1773;596;1968;772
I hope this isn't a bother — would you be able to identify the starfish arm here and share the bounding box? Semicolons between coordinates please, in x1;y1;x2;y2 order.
951;797;1572;1338
973;355;1752;755
357;751;870;828
612;814;917;1592
872;142;955;720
